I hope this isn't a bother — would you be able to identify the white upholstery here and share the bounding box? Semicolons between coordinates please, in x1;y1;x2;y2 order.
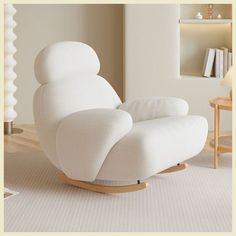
34;41;100;84
34;75;121;169
56;109;133;181
33;41;208;182
119;96;189;122
97;115;208;181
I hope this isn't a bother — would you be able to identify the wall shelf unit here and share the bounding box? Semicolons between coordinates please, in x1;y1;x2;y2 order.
180;75;217;80
179;19;232;24
180;4;232;79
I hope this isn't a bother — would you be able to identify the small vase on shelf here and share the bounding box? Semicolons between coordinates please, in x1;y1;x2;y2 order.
195;12;203;19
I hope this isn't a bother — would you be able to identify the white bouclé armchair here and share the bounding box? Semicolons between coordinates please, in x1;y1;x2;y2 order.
33;41;208;193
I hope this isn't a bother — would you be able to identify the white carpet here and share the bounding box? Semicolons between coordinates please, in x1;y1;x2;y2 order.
4;150;232;232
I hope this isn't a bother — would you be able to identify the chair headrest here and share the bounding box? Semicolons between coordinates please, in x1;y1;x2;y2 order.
34;41;100;84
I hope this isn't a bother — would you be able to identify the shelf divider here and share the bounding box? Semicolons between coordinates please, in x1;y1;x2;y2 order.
179;19;232;24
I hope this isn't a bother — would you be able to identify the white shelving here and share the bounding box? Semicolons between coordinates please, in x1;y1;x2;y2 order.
179;19;232;24
180;75;217;80
180;4;232;79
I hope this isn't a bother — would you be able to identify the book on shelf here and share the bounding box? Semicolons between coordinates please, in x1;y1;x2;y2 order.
220;47;228;77
215;49;224;79
227;52;232;70
214;49;220;78
219;49;224;79
202;47;232;79
202;48;215;77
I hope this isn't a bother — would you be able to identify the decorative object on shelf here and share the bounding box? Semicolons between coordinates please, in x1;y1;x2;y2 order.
4;4;17;135
195;12;203;19
217;14;222;19
221;66;232;100
207;4;214;19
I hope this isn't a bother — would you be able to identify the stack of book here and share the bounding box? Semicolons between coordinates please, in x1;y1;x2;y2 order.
202;47;232;78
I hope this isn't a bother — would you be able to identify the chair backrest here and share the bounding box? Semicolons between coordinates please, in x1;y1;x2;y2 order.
33;41;121;169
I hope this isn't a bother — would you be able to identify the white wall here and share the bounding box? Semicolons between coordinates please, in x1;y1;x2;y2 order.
124;4;231;131
14;4;123;123
14;4;232;130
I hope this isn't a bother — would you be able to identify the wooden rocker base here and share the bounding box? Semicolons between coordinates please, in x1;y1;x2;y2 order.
60;163;187;193
159;163;188;174
60;173;149;193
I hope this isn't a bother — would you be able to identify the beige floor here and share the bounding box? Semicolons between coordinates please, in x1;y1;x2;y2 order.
4;125;232;232
4;124;41;153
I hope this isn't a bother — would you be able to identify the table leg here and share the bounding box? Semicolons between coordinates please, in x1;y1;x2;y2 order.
214;106;219;168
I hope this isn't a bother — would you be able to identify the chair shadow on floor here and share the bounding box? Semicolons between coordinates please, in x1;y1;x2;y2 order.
4;149;232;196
4;152;141;197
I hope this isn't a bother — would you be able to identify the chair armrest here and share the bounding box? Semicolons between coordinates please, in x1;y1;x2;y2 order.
118;96;189;122
56;108;133;181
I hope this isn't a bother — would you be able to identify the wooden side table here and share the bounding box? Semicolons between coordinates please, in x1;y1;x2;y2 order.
209;97;232;168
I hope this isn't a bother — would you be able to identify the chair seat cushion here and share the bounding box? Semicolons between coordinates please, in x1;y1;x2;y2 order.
97;115;208;181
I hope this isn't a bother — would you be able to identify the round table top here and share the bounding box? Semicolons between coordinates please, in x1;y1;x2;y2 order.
209;96;232;111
